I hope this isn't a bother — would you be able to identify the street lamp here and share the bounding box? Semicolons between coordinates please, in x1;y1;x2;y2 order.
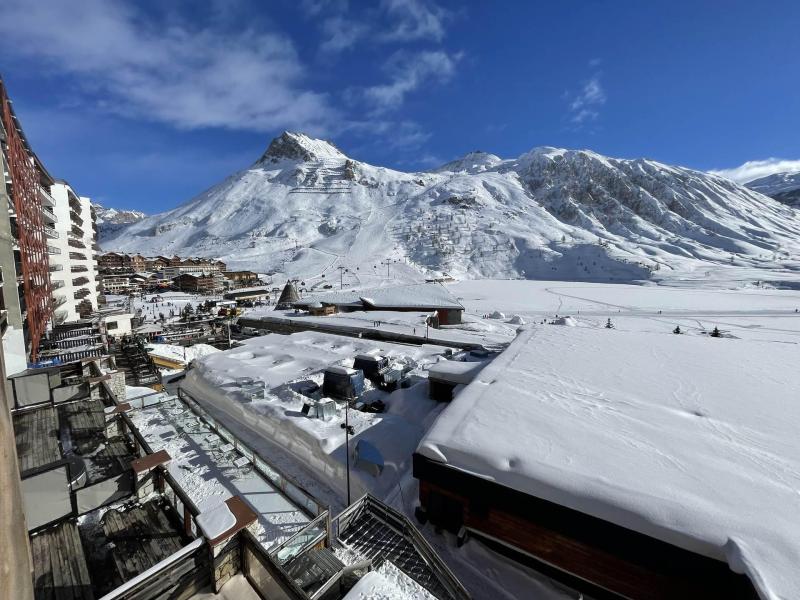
340;403;354;505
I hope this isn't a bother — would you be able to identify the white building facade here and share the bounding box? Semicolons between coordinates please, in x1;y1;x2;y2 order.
49;181;100;324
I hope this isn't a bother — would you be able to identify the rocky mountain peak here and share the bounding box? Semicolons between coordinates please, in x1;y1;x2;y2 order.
258;131;348;164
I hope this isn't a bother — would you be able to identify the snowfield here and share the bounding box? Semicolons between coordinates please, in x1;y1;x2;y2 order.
101;132;800;285
419;324;800;600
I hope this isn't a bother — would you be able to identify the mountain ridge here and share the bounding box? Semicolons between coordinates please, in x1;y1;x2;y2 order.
100;132;800;283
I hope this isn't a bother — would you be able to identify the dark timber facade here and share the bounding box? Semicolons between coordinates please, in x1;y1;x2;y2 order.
413;453;757;600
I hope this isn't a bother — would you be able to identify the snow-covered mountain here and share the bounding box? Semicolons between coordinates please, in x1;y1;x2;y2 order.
93;204;147;240
745;171;800;208
101;132;800;282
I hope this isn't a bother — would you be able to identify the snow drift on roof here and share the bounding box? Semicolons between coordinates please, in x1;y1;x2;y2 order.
418;325;800;599
301;283;463;310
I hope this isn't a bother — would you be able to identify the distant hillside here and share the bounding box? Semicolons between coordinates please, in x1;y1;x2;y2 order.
746;171;800;208
93;204;147;243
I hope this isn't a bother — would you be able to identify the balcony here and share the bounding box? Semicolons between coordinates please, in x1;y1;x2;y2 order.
74;288;91;300
48;245;61;255
51;280;65;289
68;238;86;249
49;263;63;272
40;204;57;224
71;264;88;273
39;187;56;208
71;224;84;237
69;252;86;261
43;225;59;239
70;209;84;227
53;295;67;308
72;276;90;286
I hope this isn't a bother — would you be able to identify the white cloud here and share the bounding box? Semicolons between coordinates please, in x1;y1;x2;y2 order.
364;51;460;112
709;158;800;183
319;16;368;52
380;0;449;42
568;75;606;124
0;0;337;134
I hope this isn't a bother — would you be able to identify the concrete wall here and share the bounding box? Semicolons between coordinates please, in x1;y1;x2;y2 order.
0;150;28;385
0;337;34;600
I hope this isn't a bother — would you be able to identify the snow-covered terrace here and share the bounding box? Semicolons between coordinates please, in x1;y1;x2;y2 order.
418;325;800;599
126;389;313;551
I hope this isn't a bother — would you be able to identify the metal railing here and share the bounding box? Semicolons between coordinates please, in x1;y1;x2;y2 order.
333;494;471;600
47;245;61;255
43;225;59;239
40;204;57;222
269;510;330;565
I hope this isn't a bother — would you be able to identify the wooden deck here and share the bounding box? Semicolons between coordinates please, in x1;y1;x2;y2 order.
102;500;187;586
31;521;94;600
13;407;62;474
59;399;104;435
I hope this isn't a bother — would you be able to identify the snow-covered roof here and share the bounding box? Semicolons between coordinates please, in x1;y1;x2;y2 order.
418;326;800;599
427;359;485;385
300;283;463;310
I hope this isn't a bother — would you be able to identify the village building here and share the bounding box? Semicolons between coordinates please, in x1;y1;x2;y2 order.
222;270;260;287
222;285;269;304
294;283;464;325
144;255;171;271
413;325;798;599
173;273;222;294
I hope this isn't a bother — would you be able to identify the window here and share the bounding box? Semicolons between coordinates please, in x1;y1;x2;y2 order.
107;322;118;330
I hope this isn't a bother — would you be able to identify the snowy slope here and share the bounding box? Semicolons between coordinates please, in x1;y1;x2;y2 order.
102;132;800;282
746;171;800;207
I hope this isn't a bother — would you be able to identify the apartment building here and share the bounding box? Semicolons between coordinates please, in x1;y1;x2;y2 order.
49;181;100;324
0;76;55;368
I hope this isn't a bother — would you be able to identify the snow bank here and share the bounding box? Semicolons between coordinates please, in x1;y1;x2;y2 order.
418;326;800;599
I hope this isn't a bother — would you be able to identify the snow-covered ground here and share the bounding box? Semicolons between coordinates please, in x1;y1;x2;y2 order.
107;292;222;325
170;279;800;599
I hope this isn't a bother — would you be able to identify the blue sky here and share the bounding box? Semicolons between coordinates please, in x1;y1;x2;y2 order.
1;0;799;213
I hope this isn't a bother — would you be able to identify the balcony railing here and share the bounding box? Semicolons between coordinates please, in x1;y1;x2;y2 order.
71;264;88;273
51;280;65;289
49;263;63;272
43;226;59;239
70;209;84;227
53;295;67;308
68;238;86;249
74;289;91;299
39;187;56;208
47;245;61;255
72;276;90;286
40;204;57;223
69;252;86;261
